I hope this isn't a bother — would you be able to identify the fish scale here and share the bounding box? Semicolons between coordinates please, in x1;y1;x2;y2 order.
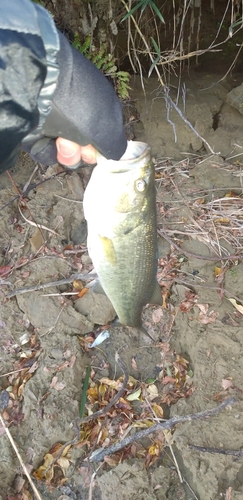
83;141;162;330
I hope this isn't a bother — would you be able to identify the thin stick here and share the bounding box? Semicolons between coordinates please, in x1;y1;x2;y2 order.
158;229;243;261
188;444;243;457
0;413;43;500
88;464;103;500
88;397;235;462
7;271;97;299
0;367;31;378
18;203;60;237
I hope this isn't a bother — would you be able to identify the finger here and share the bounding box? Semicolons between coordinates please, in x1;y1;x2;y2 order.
80;144;97;164
56;137;81;167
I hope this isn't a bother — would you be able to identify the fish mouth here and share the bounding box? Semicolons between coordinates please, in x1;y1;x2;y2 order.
96;141;151;173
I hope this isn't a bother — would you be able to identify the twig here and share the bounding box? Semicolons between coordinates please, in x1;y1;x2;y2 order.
158;229;243;261
188;444;243;458
18;202;60;237
0;413;43;500
173;278;243;305
88;397;235;462
7;271;97;298
0;170;65;212
182;477;200;500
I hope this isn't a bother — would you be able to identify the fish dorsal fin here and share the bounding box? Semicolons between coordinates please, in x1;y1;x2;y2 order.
149;281;162;306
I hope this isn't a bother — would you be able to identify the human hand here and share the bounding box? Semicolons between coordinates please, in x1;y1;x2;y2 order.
22;31;127;167
56;138;97;167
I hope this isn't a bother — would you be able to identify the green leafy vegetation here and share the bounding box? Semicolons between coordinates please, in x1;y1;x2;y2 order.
72;34;130;100
121;0;164;24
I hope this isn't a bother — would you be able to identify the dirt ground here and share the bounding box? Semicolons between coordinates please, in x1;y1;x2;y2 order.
1;71;243;500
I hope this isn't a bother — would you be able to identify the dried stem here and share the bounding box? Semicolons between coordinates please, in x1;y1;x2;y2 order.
88;397;235;462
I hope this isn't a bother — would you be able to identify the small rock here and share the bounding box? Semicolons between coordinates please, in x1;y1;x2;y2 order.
71;221;87;244
74;289;116;325
226;83;243;116
81;254;92;266
66;171;84;201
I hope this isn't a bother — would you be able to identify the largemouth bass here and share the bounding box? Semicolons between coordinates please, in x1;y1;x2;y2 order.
83;141;162;330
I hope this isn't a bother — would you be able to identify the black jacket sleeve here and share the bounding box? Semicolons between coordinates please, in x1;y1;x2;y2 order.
0;0;127;174
0;0;49;173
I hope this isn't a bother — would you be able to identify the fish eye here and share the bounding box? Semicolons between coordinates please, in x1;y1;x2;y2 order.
135;179;146;192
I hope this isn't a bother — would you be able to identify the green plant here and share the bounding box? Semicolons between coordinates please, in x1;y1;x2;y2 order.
121;0;164;24
73;34;130;101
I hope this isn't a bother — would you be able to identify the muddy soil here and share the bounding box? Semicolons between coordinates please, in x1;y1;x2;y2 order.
0;72;243;500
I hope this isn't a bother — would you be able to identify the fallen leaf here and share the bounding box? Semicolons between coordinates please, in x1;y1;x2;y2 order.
196;303;208;315
53;381;66;391
33;453;54;481
214;266;222;277
224;191;240;197
228;298;243;315
162;376;176;385
56;456;70;475
152;403;163;418
147;384;159;400
21;271;31;281
214;217;230;224
152;308;163;323
196;304;219;324
0;265;12;276
131;357;138;370
14;475;25;493
225;486;233;500
73;279;83;290
126;388;141;401
50;376;58;388
222;378;233;390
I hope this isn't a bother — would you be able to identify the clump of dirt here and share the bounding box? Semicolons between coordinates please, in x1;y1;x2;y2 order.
0;73;243;500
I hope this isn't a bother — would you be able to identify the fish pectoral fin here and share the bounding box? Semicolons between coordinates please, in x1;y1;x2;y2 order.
149;281;162;306
99;235;117;265
92;279;106;295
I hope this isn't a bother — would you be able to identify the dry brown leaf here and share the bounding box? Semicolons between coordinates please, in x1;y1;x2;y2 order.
214;217;230;224
33;453;54;481
196;304;219;324
214;266;222;277
56;457;71;476
131;357;138;370
222;378;233;390
104;453;122;467
152;403;163;418
225;486;233;500
50;376;58;388
162;376;176;385
147;384;159;400
73;279;83;290
53;381;66;391
22;489;33;500
152;308;163;323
